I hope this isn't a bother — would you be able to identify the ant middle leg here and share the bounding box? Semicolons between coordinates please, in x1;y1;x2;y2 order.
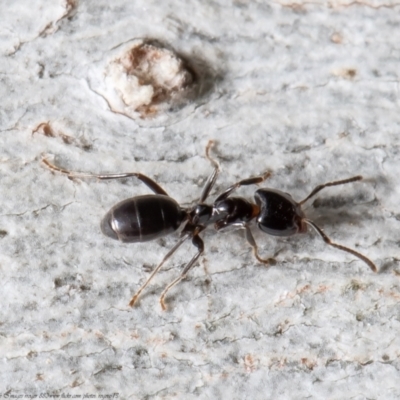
199;140;220;203
159;234;205;310
304;219;377;272
298;176;363;206
42;158;169;195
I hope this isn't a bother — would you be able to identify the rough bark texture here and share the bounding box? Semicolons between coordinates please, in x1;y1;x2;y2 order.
1;1;399;398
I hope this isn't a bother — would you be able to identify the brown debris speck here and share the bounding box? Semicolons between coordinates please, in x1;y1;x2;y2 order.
331;32;343;44
32;122;92;151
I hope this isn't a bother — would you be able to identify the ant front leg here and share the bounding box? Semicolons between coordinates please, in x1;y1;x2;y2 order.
215;172;271;202
42;158;169;196
243;224;275;265
215;220;273;265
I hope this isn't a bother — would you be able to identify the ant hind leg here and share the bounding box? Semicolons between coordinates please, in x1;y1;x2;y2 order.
42;158;169;195
159;234;204;311
129;235;190;307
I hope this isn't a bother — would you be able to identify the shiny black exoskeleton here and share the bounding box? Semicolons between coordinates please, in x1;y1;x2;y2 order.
101;195;185;243
255;189;306;237
43;141;377;310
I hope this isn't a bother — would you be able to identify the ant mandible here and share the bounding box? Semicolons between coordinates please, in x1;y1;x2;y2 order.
43;141;377;310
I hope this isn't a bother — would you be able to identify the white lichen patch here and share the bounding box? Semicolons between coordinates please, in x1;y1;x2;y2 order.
104;40;196;118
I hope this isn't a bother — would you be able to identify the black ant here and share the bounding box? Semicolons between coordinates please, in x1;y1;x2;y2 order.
43;141;377;310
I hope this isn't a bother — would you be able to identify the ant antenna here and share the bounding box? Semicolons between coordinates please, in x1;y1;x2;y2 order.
304;219;377;272
299;176;363;206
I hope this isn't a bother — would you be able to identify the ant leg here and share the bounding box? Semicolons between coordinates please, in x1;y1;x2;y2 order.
298;176;363;206
215;172;271;202
243;224;274;265
42;158;168;195
205;140;219;169
199;140;220;202
159;234;204;310
128;234;190;307
304;219;377;272
215;220;272;265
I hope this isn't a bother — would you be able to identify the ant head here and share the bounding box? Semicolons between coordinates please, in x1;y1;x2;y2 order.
254;188;306;237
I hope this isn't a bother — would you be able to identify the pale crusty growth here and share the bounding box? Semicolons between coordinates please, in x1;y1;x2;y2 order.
107;41;195;117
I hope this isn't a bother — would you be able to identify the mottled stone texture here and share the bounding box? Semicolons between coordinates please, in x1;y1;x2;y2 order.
0;0;399;398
